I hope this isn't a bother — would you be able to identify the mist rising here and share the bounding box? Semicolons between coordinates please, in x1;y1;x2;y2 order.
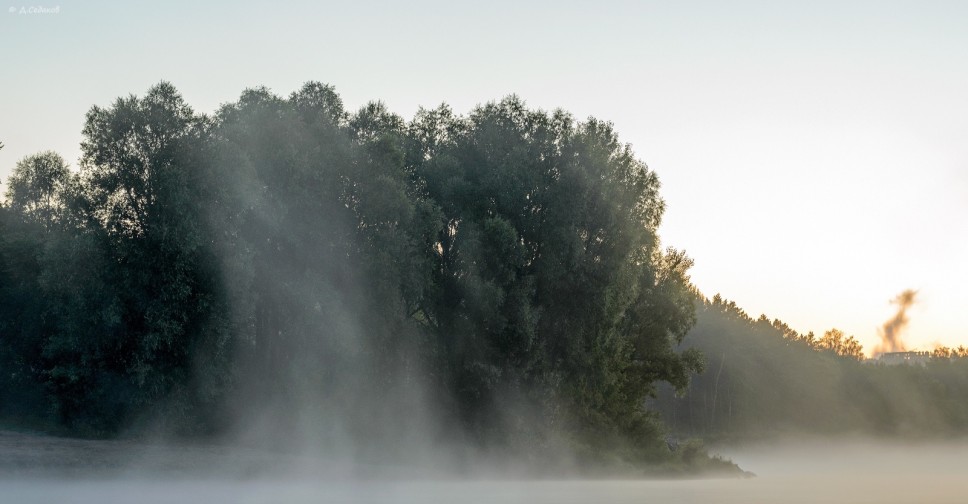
1;83;966;501
3;431;968;504
0;83;725;476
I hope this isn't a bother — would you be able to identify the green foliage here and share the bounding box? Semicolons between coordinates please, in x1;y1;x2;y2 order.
5;152;74;231
655;295;968;439
0;83;707;468
0;206;49;423
403;98;702;459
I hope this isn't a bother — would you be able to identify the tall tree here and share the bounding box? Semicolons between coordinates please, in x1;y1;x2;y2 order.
41;81;230;432
4;152;74;231
407;98;702;458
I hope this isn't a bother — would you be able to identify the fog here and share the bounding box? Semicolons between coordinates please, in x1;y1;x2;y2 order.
2;431;966;504
3;83;966;503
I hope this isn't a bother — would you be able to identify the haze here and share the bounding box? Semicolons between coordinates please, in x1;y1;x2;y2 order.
2;0;966;352
3;432;968;504
3;1;968;503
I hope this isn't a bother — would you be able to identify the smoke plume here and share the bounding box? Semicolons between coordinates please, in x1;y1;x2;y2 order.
873;289;917;356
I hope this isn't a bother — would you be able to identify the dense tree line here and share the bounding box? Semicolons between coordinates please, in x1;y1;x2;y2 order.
654;295;968;439
0;83;712;470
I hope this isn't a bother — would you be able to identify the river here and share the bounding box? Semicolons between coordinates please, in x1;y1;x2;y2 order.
1;431;964;503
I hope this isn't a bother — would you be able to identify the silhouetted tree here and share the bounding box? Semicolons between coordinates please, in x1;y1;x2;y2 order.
4;152;74;231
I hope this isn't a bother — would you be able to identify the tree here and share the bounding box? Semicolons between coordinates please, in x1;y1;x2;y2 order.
933;346;968;359
407;97;702;459
0;84;715;467
81;81;208;239
4;152;74;230
816;328;865;360
0;201;49;421
39;81;231;433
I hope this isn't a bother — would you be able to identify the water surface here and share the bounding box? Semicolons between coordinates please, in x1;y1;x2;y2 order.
2;432;964;503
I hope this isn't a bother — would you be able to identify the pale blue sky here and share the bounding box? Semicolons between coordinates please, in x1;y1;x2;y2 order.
2;0;966;353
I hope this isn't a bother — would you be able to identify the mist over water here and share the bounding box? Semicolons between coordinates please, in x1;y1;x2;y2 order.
1;83;727;479
2;431;966;504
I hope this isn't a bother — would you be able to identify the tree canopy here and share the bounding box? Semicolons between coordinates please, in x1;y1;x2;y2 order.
655;295;968;439
0;82;706;470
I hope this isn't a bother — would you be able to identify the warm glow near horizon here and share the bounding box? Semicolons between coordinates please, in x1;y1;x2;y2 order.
2;0;965;355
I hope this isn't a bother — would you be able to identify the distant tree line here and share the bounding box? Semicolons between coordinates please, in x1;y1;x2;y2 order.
931;345;968;359
654;295;968;439
0;83;713;470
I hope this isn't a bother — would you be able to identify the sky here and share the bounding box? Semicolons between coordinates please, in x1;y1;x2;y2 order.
1;0;966;354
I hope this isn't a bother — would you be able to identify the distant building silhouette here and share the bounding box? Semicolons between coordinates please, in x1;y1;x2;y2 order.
874;351;931;366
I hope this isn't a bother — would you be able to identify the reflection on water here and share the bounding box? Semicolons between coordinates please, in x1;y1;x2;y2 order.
2;432;966;504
